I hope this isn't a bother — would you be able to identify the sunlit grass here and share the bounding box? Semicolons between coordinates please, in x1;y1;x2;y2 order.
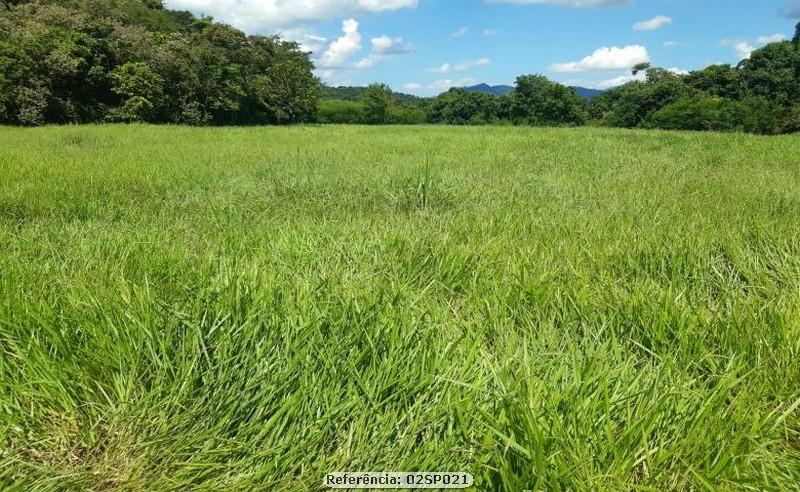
1;125;799;491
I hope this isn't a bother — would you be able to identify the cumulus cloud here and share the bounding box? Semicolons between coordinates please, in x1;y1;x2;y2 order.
452;27;469;37
667;67;689;75
428;58;490;73
633;15;672;31
721;39;755;60
165;0;417;30
485;0;632;6
355;35;414;68
319;19;362;68
403;82;423;90
276;28;328;54
550;45;650;73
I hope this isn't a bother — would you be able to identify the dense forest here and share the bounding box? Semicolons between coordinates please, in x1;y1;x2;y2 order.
0;0;320;125
1;0;799;134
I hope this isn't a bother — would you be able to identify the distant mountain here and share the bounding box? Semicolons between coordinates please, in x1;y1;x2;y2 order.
572;87;605;100
464;83;514;96
465;83;605;100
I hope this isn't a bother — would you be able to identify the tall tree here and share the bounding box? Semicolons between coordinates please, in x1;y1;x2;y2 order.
511;75;586;126
361;83;392;124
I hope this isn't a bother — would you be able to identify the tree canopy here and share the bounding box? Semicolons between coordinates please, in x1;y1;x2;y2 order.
0;0;320;125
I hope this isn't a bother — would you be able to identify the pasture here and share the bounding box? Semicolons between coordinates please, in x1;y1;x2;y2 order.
1;125;799;491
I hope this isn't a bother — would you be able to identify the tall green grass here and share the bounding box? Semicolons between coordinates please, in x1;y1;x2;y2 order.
1;125;799;491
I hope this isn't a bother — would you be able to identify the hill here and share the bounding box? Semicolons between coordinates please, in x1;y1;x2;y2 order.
465;83;605;100
464;83;514;96
323;86;426;105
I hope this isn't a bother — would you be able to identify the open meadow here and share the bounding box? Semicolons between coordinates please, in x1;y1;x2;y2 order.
1;125;800;491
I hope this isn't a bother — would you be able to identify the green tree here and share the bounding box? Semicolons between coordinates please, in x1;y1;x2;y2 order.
245;36;320;124
685;64;742;99
644;96;729;131
511;75;586;126
361;83;391;124
427;88;501;125
108;62;164;122
739;41;800;108
592;67;692;128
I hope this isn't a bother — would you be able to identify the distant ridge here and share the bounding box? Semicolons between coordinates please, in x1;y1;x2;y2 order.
464;83;514;96
572;87;605;100
464;83;605;100
323;86;424;105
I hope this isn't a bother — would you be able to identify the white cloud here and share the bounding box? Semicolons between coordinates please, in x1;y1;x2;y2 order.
277;28;328;54
721;39;755;60
454;58;491;71
757;33;786;44
165;0;417;30
355;35;414;68
486;0;632;7
428;58;490;73
370;35;414;55
591;70;646;89
427;63;452;73
319;19;362;68
403;82;422;90
550;45;650;73
667;67;689;75
633;15;672;31
452;27;469;37
482;28;499;36
734;42;754;60
663;40;686;47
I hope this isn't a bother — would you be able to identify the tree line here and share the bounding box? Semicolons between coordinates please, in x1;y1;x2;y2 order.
1;0;799;134
0;0;319;125
333;28;800;135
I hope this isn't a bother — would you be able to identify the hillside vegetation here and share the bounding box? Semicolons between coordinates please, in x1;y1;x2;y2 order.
1;125;799;491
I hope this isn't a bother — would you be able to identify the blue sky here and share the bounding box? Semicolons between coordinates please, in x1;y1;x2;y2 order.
166;0;800;95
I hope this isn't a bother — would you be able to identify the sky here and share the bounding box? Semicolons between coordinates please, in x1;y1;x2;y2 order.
164;0;800;96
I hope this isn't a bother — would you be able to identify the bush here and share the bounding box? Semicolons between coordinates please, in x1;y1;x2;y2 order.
720;96;781;135
644;97;729;131
317;100;364;124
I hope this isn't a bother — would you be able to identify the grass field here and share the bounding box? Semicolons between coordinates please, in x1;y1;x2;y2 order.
1;125;799;491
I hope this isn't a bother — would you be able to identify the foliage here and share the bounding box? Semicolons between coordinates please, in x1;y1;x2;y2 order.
738;41;800;108
361;83;392;125
0;0;320;125
317;99;364;124
427;88;506;125
592;68;693;128
323;85;424;106
511;74;586;125
643;96;728;131
684;64;742;99
108;62;164;122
